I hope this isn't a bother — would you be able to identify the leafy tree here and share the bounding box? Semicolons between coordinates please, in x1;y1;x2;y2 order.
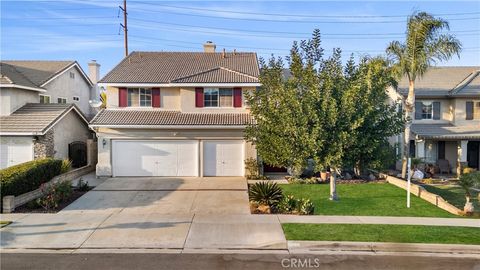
247;30;403;200
386;11;461;178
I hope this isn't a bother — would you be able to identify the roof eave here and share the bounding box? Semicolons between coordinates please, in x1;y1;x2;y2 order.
89;124;247;129
0;84;46;92
97;82;261;87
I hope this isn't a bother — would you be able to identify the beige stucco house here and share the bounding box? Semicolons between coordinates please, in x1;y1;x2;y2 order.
0;61;96;169
91;43;260;177
388;66;480;174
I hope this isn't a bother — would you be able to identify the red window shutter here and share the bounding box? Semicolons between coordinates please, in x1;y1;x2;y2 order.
152;88;161;107
195;87;204;107
118;88;127;107
233;87;242;108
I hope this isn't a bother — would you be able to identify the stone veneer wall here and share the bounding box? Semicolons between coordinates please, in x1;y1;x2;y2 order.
33;129;55;159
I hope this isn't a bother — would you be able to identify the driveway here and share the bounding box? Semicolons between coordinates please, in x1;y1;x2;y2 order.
61;177;250;215
1;177;287;251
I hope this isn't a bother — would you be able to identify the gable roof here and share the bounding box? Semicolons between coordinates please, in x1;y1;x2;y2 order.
0;63;45;91
99;51;260;84
0;60;93;90
450;70;480;97
396;66;480;97
0;103;89;135
90;109;253;127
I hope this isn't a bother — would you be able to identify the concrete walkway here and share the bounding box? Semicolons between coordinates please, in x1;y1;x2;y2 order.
278;215;480;227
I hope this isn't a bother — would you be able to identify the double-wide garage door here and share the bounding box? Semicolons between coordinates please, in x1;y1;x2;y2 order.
112;140;244;177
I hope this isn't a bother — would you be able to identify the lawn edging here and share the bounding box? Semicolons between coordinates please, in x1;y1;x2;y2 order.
380;173;463;216
2;165;94;213
288;240;480;254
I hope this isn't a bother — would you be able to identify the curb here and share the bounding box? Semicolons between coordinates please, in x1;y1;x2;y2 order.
288;241;480;254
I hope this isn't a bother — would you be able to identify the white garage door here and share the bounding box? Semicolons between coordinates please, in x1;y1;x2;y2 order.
112;140;199;177
0;137;33;169
203;140;244;176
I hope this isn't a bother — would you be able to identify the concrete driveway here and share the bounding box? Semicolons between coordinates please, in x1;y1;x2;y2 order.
1;177;287;251
61;177;250;215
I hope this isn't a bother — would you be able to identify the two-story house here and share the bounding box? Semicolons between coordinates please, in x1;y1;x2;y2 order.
388;66;480;174
0;60;99;169
91;43;260;177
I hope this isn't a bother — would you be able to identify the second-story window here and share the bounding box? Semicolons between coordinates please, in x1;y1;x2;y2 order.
476;102;480;119
39;95;50;104
204;88;233;107
57;97;67;104
421;102;433;119
69;72;75;79
466;101;480;120
128;88;151;107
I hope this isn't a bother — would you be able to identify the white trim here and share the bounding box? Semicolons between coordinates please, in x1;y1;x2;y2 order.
40;62;94;87
98;83;261;88
89;124;246;129
0;84;46;92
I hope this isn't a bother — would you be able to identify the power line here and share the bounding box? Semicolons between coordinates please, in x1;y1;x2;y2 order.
128;8;480;24
129;17;480;37
135;2;480;19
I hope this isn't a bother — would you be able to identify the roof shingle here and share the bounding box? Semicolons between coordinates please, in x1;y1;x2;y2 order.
99;51;259;84
0;103;86;134
411;124;480;140
1;60;75;86
90;109;253;126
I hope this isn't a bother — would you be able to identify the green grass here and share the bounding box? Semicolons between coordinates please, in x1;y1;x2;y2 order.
282;223;480;244
422;184;479;212
0;221;11;228
280;183;457;218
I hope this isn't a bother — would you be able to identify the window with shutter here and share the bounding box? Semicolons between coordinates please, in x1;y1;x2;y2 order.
414;102;422;119
433;101;441;120
466;101;474;120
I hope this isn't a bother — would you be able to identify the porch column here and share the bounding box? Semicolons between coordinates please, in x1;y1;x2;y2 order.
96;136;112;177
416;140;425;160
457;140;468;176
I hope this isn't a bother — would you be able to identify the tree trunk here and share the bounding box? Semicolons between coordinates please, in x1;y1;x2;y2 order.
354;161;362;177
401;80;415;179
329;167;338;201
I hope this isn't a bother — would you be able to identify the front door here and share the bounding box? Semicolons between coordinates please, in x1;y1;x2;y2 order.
467;141;480;169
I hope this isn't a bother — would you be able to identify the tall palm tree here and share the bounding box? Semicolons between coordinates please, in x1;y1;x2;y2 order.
386;11;461;178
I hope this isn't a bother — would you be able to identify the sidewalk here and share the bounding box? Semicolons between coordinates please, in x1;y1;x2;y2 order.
277;215;480;227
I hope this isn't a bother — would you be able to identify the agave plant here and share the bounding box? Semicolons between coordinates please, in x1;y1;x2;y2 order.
249;181;283;207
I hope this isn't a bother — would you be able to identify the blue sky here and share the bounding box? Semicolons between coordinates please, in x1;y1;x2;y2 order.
1;0;479;77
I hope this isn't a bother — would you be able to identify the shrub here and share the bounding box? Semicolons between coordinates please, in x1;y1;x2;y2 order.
296;198;315;215
287;177;318;184
458;172;480;198
37;180;72;210
249;181;283;206
463;167;477;175
61;159;72;174
245;158;262;180
277;195;297;213
0;158;63;201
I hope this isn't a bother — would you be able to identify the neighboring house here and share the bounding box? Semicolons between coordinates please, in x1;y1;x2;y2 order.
91;42;260;177
0;60;98;117
0;103;91;169
388;66;480;173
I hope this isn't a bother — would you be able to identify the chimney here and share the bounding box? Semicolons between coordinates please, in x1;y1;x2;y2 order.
88;60;101;84
222;48;226;58
203;41;216;53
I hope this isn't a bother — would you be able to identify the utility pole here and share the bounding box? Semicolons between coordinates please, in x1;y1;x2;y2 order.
119;0;128;57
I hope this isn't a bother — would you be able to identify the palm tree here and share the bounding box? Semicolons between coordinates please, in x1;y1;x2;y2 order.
458;172;479;214
386;12;461;178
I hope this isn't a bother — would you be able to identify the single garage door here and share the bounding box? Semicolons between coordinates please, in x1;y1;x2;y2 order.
203;140;244;176
112;140;199;177
0;137;33;169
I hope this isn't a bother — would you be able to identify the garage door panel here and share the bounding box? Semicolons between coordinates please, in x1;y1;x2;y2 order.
0;137;33;169
203;141;244;177
112;140;198;177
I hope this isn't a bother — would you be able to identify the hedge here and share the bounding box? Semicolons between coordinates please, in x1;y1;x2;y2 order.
0;158;64;201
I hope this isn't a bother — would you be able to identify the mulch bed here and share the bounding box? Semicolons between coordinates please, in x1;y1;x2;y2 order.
14;189;89;214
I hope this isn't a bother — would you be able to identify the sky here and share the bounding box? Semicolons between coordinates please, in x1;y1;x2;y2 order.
1;0;479;77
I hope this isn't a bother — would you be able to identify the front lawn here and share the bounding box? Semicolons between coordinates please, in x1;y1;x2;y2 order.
282;223;480;245
422;184;479;212
281;183;457;218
